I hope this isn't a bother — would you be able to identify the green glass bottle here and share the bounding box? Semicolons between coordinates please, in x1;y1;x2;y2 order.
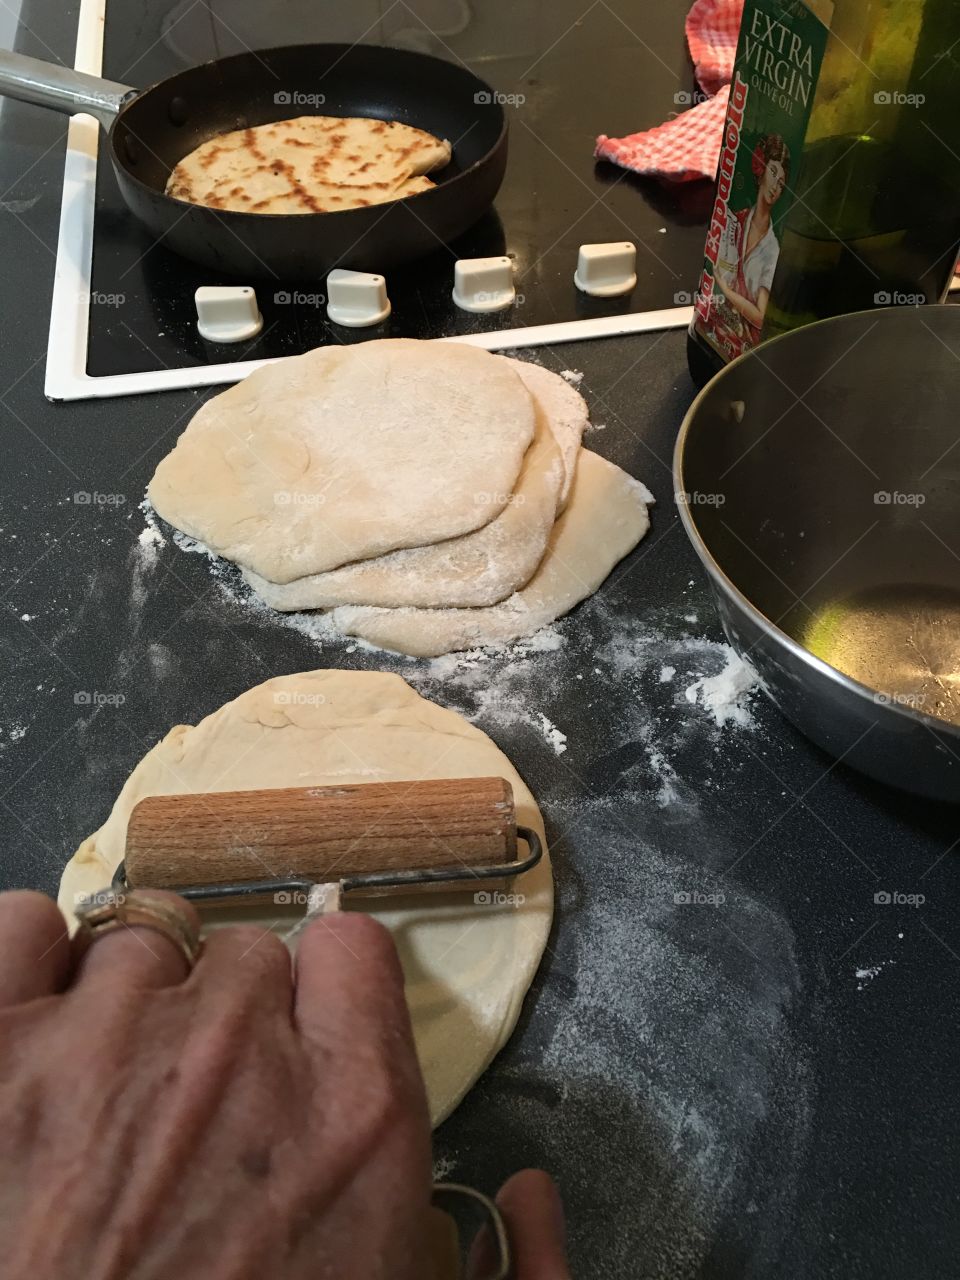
687;0;960;385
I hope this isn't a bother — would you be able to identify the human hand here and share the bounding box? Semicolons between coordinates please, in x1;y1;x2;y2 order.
0;890;569;1279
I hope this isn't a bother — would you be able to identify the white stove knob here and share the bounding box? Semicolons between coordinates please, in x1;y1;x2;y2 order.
195;286;263;342
452;256;516;312
574;242;637;297
326;269;391;328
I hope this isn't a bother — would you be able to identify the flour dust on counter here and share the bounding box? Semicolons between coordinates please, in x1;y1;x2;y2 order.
433;797;814;1278
855;959;896;992
684;648;760;729
145;498;769;817
136;523;165;562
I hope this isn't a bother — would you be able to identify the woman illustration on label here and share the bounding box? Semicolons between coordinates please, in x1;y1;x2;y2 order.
715;134;789;351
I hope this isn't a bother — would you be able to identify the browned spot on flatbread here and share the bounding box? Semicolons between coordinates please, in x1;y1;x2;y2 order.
244;128;267;163
248;155;326;213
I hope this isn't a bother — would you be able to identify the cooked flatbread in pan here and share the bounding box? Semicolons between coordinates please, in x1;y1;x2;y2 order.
165;114;451;214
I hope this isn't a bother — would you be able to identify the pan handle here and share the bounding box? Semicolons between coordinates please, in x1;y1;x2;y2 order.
0;50;135;130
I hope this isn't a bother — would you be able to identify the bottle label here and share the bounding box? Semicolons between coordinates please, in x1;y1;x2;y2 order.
691;0;831;365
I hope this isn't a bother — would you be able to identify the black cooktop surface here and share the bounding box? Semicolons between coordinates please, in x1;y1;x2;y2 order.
87;0;712;377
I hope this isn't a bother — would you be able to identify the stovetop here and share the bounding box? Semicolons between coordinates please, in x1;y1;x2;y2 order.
85;0;711;378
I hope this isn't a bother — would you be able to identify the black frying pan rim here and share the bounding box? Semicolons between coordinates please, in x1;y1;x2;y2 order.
109;42;508;225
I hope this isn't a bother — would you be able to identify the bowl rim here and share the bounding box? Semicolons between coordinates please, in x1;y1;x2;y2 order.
674;307;960;743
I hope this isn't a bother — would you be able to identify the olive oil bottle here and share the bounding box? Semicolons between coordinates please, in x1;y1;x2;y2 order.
687;0;960;385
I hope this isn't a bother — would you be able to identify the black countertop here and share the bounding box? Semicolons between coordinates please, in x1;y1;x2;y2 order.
1;6;958;1279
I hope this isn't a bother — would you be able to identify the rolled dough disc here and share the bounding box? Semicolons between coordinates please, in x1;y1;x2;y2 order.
147;340;537;583
241;363;576;611
505;358;588;510
58;670;552;1126
331;449;653;657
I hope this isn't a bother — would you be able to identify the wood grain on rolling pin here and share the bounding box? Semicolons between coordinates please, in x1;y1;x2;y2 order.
124;777;517;890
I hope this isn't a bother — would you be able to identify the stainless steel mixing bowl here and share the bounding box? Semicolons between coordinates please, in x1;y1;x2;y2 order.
674;306;960;801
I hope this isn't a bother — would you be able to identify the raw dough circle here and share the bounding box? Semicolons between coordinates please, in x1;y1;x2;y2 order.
506;359;588;510
58;670;553;1125
147;340;537;584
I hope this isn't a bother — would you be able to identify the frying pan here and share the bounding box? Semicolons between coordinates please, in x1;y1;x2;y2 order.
0;44;508;280
675;307;960;803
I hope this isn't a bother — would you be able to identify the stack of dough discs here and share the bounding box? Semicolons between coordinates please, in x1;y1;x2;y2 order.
149;340;537;583
59;670;553;1126
149;339;654;656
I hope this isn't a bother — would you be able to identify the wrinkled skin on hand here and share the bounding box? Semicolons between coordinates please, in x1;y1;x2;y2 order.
0;891;570;1280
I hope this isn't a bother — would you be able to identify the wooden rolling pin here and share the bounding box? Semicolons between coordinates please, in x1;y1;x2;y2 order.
124;776;517;892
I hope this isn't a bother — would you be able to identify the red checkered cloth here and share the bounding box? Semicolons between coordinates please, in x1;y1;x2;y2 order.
595;0;744;182
685;0;742;94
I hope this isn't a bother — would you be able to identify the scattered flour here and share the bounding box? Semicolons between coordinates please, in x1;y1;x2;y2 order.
684;649;759;728
172;530;215;557
436;795;812;1277
138;499;165;539
559;369;584;385
19;613;32;622
415;644;576;761
538;713;567;755
511;626;564;655
134;499;168;571
647;744;682;808
138;524;165;554
432;1155;458;1181
147;643;176;679
0;194;41;213
151;511;770;818
855;961;894;991
6;725;26;743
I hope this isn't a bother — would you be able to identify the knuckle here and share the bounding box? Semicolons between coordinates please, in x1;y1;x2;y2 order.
208;925;292;979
